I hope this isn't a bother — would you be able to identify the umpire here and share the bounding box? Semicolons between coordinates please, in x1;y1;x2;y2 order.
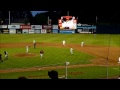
33;40;36;49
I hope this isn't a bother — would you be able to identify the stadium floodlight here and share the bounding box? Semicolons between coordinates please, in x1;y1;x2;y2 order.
9;11;10;25
65;61;70;79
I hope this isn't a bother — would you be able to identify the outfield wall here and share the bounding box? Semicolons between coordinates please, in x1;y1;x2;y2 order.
0;24;97;34
96;25;120;34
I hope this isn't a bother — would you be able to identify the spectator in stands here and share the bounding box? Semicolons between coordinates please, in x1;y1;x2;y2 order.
48;70;59;79
18;76;27;79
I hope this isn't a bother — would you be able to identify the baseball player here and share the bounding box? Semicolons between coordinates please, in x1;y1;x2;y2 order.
81;42;84;47
118;57;120;63
63;40;66;46
26;46;29;53
33;40;36;49
4;51;8;60
40;50;44;59
0;54;3;62
70;48;73;54
118;75;120;79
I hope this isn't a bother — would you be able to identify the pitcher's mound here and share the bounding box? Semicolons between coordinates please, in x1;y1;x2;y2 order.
15;53;37;57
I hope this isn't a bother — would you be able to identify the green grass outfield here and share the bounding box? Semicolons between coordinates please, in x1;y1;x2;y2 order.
0;34;120;46
0;34;120;79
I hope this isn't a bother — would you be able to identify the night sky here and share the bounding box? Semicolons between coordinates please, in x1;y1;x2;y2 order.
31;11;48;16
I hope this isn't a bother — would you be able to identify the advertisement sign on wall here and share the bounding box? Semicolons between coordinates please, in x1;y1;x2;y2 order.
77;29;83;33
52;29;58;33
34;29;41;34
77;25;96;29
8;25;20;29
59;30;75;34
22;29;29;34
31;25;42;29
9;29;16;34
16;29;22;33
41;29;47;33
0;25;7;28
20;25;31;29
42;25;52;29
46;29;52;33
53;25;58;29
2;29;9;34
29;29;35;34
58;16;77;30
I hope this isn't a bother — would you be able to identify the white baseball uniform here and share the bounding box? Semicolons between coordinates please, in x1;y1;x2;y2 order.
63;40;66;46
118;57;120;63
33;40;35;44
33;40;36;49
70;48;73;54
81;42;84;47
26;46;29;53
4;51;8;59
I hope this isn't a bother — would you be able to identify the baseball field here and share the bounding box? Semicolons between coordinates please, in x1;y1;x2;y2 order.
0;34;120;79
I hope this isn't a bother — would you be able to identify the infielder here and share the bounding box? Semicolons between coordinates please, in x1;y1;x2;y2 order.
33;40;36;49
70;48;73;54
81;42;84;47
40;50;44;59
118;57;120;63
4;51;8;60
26;46;29;53
63;40;66;46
